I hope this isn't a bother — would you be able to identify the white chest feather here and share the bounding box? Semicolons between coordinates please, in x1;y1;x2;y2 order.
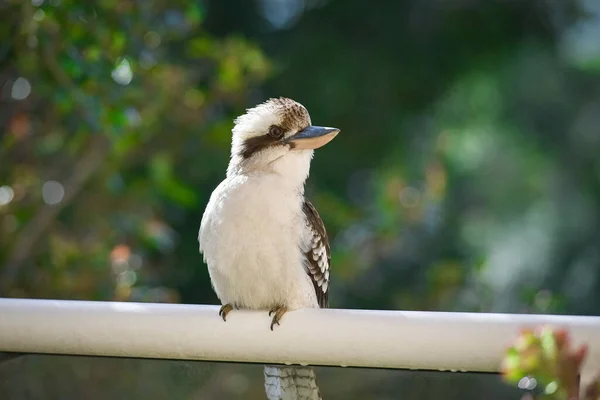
198;173;318;310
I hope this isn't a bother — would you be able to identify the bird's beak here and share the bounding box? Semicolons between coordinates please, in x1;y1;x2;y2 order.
288;126;340;150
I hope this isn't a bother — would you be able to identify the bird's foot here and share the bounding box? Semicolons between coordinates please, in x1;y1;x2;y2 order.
219;303;234;321
268;306;288;331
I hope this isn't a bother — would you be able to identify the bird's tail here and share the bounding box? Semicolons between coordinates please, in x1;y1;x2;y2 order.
264;365;322;400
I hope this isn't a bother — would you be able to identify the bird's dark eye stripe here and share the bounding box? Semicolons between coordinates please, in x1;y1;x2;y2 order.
240;132;283;159
238;126;289;159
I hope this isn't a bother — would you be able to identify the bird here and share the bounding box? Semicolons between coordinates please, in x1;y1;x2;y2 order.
198;97;338;399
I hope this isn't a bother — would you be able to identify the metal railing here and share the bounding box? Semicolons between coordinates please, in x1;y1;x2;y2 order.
1;298;599;379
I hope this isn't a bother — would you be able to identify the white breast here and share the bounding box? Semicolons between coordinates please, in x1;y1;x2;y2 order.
198;173;318;310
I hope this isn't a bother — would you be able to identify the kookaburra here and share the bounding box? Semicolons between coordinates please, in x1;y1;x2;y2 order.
198;97;338;400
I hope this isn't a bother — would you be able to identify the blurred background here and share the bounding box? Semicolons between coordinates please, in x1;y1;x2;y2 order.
1;0;600;398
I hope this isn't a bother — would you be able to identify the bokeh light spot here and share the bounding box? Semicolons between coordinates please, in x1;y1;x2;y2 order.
517;376;537;390
0;185;15;206
399;186;421;208
129;253;143;269
33;9;45;22
42;180;65;205
117;270;137;287
111;58;133;85
545;381;558;394
183;89;205;109
144;31;161;49
259;0;305;29
125;107;142;127
11;77;31;100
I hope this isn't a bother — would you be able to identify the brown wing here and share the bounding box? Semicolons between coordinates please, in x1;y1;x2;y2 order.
302;199;330;308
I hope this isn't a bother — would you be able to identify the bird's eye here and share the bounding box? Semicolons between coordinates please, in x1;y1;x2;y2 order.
268;125;285;139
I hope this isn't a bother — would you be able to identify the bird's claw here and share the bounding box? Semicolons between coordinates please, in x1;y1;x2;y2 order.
219;303;234;321
268;306;288;331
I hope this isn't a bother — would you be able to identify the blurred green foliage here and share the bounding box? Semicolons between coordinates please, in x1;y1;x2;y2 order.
0;0;270;301
1;0;600;316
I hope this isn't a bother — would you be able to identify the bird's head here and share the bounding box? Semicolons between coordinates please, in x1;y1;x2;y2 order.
227;97;339;185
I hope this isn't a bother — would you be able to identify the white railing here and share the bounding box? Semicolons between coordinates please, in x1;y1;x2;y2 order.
1;298;599;379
